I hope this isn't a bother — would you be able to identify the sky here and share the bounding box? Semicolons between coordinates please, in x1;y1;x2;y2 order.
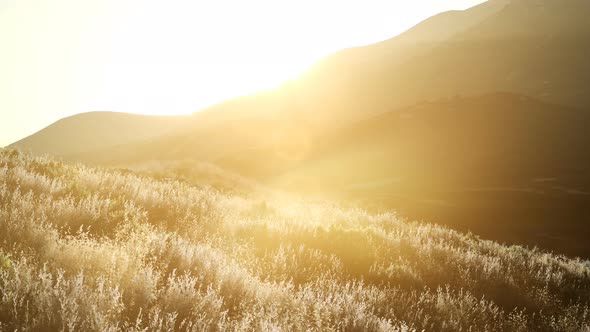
0;0;485;146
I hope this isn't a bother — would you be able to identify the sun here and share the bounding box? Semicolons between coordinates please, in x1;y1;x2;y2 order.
83;0;336;116
79;0;484;116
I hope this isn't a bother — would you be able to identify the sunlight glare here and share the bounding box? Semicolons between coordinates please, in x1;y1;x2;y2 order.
0;0;485;145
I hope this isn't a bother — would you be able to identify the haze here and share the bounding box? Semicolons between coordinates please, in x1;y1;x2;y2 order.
0;0;484;147
4;0;590;329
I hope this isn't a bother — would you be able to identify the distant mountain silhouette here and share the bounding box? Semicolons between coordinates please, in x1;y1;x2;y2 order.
382;0;590;107
306;0;510;74
9;112;188;156
13;0;590;157
291;0;590;127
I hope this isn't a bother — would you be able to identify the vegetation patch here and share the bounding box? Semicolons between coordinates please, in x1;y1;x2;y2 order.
0;150;589;331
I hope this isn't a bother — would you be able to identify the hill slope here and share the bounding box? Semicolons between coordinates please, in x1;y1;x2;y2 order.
55;93;590;257
214;93;590;257
15;0;590;162
292;0;590;127
295;0;511;122
8;112;189;156
378;0;590;108
1;149;589;331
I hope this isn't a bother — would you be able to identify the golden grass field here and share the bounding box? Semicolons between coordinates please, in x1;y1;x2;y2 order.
1;149;589;331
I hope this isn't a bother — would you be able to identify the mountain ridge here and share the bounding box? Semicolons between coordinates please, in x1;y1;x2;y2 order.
9;111;190;156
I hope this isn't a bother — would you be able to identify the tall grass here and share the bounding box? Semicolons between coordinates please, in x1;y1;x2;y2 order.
0;149;589;331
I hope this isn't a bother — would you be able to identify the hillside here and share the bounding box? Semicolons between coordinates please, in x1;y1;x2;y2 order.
377;0;590;109
293;0;590;123
223;93;590;185
291;93;590;257
65;94;590;257
294;0;511;122
214;93;590;257
8;112;189;156
1;149;590;331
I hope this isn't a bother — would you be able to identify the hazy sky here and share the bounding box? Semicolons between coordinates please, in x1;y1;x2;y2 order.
0;0;485;146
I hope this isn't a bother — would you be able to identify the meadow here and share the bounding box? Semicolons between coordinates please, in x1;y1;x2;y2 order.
1;149;589;331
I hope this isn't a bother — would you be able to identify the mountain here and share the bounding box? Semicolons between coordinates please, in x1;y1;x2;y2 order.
277;0;513;128
378;0;590;108
291;0;590;127
26;0;523;161
9;112;189;156
305;0;511;79
13;0;590;157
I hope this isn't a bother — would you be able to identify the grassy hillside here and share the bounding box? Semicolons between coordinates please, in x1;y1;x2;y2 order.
214;93;590;258
12;94;590;258
1;149;590;331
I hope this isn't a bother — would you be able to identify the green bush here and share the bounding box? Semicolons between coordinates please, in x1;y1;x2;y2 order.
0;253;11;271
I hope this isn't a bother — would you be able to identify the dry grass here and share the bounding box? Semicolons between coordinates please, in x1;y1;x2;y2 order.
0;149;589;331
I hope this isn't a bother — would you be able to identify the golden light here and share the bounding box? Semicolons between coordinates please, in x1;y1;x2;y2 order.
0;0;485;145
